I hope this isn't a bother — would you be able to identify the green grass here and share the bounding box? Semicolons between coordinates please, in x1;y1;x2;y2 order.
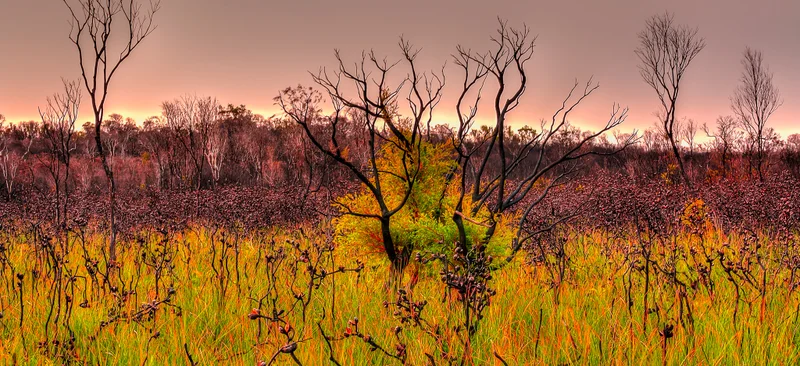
1;224;800;365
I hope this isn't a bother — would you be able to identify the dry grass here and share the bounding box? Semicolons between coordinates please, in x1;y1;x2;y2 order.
1;224;799;365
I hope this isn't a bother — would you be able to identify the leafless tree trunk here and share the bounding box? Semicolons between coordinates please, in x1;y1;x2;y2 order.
0;117;33;201
39;80;82;226
276;38;444;276
207;125;227;187
163;96;201;190
198;100;222;188
703;116;739;177
141;116;170;190
243;129;268;186
679;118;697;179
731;47;782;182
63;0;160;261
454;19;635;262
642;127;666;153
162;95;220;190
635;12;705;188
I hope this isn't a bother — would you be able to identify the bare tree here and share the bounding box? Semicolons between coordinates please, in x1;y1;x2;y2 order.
140;116;170;189
38;80;82;225
242;125;270;186
161;95;220;190
703;115;739;177
783;133;800;178
0;116;34;201
679;118;697;178
680;118;697;156
101;114;137;161
276;38;445;275
197;99;222;188
63;0;161;261
207;124;227;187
731;47;782;181
453;19;635;262
163;96;201;190
642;127;667;153
635;12;705;188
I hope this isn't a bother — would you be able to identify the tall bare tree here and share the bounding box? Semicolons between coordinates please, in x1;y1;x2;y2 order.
197;100;222;188
679;118;697;156
731;47;782;181
453;19;635;262
140;116;171;189
276;38;445;275
39;80;82;225
642;127;667;153
161;95;220;190
241;124;271;186
635;12;705;188
207;123;227;187
679;118;698;178
703;115;739;177
62;0;160;261
0;116;34;201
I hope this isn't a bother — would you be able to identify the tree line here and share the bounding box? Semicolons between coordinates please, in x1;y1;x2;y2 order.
1;91;798;199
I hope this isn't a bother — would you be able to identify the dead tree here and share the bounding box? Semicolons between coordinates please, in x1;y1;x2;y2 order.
731;47;782;181
140;116;171;190
453;19;635;262
242;124;270;186
703;116;739;177
38;80;82;225
162;96;202;190
635;12;705;188
679;118;698;179
161;95;220;190
207;123;226;187
198;101;223;188
0;117;34;201
62;0;160;261
276;39;444;276
784;134;800;178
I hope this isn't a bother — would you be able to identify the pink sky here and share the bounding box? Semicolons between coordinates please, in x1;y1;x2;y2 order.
1;0;798;135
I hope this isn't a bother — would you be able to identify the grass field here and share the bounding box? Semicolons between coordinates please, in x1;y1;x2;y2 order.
1;223;799;365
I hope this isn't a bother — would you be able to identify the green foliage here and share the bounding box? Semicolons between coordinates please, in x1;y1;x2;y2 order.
335;139;518;263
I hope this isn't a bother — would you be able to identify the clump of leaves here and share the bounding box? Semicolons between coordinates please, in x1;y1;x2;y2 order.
335;140;516;270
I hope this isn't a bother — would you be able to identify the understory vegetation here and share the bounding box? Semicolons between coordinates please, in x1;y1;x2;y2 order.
2;211;800;365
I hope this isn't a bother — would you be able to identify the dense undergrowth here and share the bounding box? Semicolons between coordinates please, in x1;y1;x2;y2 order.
2;219;800;365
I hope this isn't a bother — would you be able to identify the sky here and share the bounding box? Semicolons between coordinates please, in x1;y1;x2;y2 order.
1;0;799;135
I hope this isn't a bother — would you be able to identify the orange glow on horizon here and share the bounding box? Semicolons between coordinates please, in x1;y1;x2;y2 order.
4;107;800;137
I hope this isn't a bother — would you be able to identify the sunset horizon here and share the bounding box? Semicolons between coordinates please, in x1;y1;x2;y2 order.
2;0;799;135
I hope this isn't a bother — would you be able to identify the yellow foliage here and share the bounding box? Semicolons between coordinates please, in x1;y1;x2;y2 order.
661;163;679;185
681;198;710;231
335;138;519;262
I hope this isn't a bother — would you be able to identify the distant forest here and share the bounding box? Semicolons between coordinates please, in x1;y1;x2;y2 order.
1;103;799;197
